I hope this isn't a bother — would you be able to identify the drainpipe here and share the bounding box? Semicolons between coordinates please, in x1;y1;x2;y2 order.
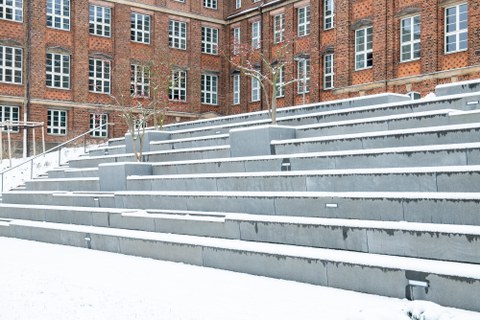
22;0;32;157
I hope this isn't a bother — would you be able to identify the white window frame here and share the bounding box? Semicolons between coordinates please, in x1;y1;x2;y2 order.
400;15;421;62
251;20;261;49
355;26;373;70
89;5;111;37
407;91;421;100
131;12;151;44
90;113;108;138
233;27;241;55
0;105;19;132
46;52;70;89
236;0;241;9
130;64;150;98
202;26;219;55
233;73;240;105
297;58;310;94
0;45;22;84
47;109;67;135
273;13;285;44
46;0;70;31
275;66;285;98
0;0;22;22
89;58;111;94
251;77;260;102
324;53;334;90
445;3;468;54
297;6;310;37
203;0;217;9
324;0;334;30
201;74;218;105
169;20;187;50
169;69;187;101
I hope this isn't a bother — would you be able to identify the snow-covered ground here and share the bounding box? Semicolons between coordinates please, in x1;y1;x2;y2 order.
0;237;478;320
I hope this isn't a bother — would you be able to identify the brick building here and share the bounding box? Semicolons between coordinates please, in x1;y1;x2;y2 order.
0;0;479;150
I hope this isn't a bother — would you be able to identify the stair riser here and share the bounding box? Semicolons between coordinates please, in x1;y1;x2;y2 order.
152;148;480;175
126;172;480;193
4;222;479;312
1;206;478;263
3;192;479;225
150;136;229;152
274;128;480;155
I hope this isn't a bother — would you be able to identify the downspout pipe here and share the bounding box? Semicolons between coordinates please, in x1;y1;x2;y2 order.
23;0;32;157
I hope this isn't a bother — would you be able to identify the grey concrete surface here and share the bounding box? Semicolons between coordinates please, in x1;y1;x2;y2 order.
98;162;152;191
125;130;171;153
435;79;480;97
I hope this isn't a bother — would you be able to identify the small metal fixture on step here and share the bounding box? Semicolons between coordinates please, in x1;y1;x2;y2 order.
84;233;92;249
281;158;291;171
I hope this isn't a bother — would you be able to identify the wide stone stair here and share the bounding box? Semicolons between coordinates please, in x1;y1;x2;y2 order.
1;81;480;312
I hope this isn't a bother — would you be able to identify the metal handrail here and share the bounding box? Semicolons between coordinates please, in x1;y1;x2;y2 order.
1;123;112;193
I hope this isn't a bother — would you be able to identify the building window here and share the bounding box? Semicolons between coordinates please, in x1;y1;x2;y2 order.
90;113;108;137
0;105;19;132
297;6;310;37
89;58;111;94
89;5;111;37
355;26;373;70
131;12;150;44
0;45;22;84
169;20;187;50
46;0;70;30
251;21;261;49
251;77;260;102
202;26;219;55
169;70;187;101
297;58;310;94
275;66;284;98
47;109;67;135
203;0;217;9
201;74;218;105
407;91;421;100
233;73;240;105
233;27;241;54
0;0;22;22
46;53;70;89
324;53;334;90
324;0;334;30
130;64;150;98
400;15;420;62
236;0;241;9
273;13;285;44
445;3;468;53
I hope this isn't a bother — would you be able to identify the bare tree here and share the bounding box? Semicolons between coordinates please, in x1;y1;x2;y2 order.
226;37;300;124
110;56;174;161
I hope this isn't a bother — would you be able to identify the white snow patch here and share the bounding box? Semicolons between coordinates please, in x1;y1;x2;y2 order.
1;237;479;320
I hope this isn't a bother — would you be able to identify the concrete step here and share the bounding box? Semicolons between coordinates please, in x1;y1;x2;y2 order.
273;123;480;155
67;145;231;168
436;79;480;97
1;203;478;264
163;93;410;132
151;143;480;175
3;190;480;225
126;166;480;193
48;167;99;179
0;218;479;312
296;109;461;139
25;177;99;191
88;145;126;156
149;134;229;151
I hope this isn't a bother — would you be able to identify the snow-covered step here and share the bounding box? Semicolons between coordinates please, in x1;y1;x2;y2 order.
2;219;479;312
273;123;480;155
25;177;99;191
67;145;231;168
47;167;99;179
88;145;126;156
295;109;461;138
3;191;480;225
127;166;480;193
151;143;480;175
436;79;480;97
149;134;229;151
1;203;478;263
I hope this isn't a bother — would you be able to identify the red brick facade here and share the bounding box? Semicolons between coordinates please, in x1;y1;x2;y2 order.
0;0;479;149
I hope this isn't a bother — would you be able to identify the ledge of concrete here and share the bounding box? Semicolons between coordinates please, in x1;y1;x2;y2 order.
125;130;171;153
99;162;153;191
229;125;297;157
